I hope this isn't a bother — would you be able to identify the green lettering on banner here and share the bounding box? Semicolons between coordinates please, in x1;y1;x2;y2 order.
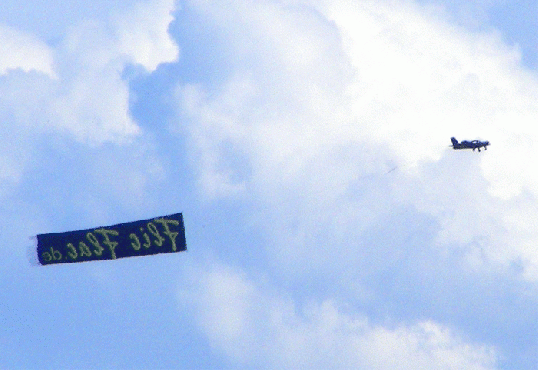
35;213;186;265
130;233;141;251
94;229;119;259
154;219;180;251
86;232;104;256
51;247;62;261
78;242;92;257
42;252;52;262
141;229;151;249
147;222;164;247
67;243;78;260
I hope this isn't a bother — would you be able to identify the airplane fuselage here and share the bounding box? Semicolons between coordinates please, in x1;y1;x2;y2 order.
451;137;489;152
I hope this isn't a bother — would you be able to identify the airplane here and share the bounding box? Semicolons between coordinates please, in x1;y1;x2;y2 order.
451;137;490;152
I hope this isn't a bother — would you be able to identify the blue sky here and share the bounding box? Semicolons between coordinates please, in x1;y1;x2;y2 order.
1;0;538;369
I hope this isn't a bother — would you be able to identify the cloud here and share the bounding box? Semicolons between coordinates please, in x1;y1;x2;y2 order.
182;261;497;369
2;0;535;368
172;0;538;366
115;0;179;72
175;76;255;199
0;27;55;191
0;24;55;77
2;0;179;144
176;0;538;281
50;0;179;143
0;0;179;195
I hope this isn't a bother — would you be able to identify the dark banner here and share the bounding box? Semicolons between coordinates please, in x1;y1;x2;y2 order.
36;213;186;265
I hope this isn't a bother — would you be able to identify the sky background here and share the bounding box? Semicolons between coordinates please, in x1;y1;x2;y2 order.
1;0;538;369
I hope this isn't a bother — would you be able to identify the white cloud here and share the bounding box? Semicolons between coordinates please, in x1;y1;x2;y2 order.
175;76;255;199
1;0;179;145
49;0;179;143
0;24;55;77
115;0;179;72
357;320;496;370
176;0;538;280
326;0;526;167
183;262;497;369
173;1;538;365
0;0;179;190
49;60;140;144
0;71;53;187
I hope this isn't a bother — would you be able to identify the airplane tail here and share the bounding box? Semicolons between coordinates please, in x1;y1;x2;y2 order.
451;137;458;146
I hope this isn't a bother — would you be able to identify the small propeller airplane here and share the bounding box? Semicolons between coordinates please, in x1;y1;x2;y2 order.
451;137;490;152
